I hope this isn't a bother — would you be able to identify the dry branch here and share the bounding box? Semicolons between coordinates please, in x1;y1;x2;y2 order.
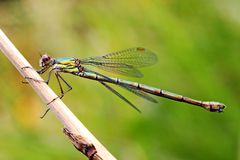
0;29;116;160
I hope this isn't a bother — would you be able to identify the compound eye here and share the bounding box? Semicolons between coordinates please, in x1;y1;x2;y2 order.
42;55;50;62
40;54;51;67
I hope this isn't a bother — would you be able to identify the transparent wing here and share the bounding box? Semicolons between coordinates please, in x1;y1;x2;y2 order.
83;69;157;111
120;85;158;103
81;47;157;78
100;81;141;112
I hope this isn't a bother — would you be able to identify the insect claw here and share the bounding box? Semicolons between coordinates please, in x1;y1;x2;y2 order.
24;76;44;83
21;66;34;70
22;80;29;84
47;96;59;105
40;108;50;119
44;80;49;84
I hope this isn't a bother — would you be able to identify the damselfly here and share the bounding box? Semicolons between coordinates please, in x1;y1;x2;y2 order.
28;47;225;113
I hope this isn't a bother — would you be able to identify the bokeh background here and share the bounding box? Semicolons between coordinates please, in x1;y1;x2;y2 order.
0;0;239;160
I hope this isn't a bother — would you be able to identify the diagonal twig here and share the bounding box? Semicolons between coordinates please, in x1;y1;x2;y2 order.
0;29;116;160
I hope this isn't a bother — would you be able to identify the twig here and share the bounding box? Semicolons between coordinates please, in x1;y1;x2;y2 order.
63;128;103;160
0;29;116;160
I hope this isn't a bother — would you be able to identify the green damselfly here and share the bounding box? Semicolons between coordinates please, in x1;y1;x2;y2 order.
28;47;225;113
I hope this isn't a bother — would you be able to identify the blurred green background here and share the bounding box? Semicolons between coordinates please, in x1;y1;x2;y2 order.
0;0;239;160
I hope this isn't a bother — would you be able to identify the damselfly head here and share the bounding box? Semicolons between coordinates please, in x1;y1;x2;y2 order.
39;54;54;68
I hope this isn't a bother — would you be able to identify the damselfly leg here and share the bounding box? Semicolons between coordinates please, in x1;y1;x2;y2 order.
46;71;73;105
40;72;73;118
21;66;73;118
21;66;45;83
